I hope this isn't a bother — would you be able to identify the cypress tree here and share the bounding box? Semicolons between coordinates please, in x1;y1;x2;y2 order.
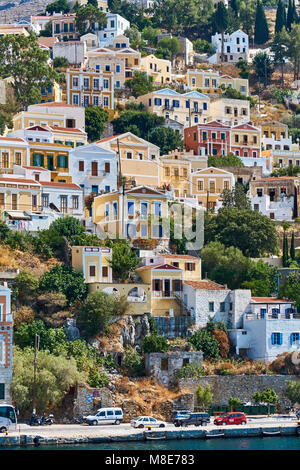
254;0;270;44
275;0;286;33
230;0;240;17
292;0;298;23
287;0;294;30
290;231;296;260
283;233;289;266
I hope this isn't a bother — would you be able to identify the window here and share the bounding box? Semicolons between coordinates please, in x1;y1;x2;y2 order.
83;78;89;89
209;302;214;312
0;340;5;366
257;188;263;197
79;161;84;171
103;79;109;89
291;333;300;345
198;180;204;191
103;97;109;107
93;78;99;90
0;383;4;400
42;193;49;208
126;152;132;159
93;96;99;106
102;266;108;278
89;265;96;277
72;196;79;209
2;152;9;168
72;95;79;105
185;262;195;271
224;180;230;190
271;332;282;345
60;195;68;213
105;162;110;173
220;302;225;312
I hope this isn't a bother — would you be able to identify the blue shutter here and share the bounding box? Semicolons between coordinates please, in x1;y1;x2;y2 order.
203;102;207;110
290;333;294;345
185;100;190;108
279;333;283;345
271;333;275;345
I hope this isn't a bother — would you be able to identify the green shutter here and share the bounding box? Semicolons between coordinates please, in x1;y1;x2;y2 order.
58;155;68;169
0;383;4;400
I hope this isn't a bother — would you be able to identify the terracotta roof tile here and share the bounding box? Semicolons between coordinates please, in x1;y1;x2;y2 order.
184;280;227;290
251;297;294;303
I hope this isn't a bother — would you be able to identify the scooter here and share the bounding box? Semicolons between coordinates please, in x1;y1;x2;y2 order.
29;413;54;426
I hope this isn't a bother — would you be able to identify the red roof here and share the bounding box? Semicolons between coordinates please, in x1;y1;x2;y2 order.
32;102;80;108
184;280;227;290
163;254;200;261
0;177;39;185
0;137;26;143
50;126;86;134
23;166;49;171
39;181;81;189
137;263;181;271
37;37;58;49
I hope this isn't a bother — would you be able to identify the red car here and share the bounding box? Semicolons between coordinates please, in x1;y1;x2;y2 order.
214;412;247;426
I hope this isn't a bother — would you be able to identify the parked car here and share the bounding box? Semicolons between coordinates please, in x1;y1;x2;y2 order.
214;412;247;426
84;407;123;426
130;416;167;429
172;410;191;420
173;412;210;427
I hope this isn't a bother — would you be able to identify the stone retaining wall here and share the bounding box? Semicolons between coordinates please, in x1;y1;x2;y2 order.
179;375;300;408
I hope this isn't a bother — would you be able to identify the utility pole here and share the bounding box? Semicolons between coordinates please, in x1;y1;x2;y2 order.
32;334;40;415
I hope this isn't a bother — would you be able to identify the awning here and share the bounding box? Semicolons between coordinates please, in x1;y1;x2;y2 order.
5;211;32;220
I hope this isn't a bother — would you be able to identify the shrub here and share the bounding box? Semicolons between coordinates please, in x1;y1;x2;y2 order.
39;264;87;306
196;384;213;411
212;330;230;359
176;363;205;379
14;271;39;305
142;334;169;354
76;291;115;338
13;306;35;329
188;330;220;360
122;345;144;376
87;369;110;388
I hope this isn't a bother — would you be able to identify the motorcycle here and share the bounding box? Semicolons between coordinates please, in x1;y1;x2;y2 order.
29;413;54;426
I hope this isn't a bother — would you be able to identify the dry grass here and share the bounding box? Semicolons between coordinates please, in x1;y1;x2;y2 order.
202;359;273;376
0;244;60;277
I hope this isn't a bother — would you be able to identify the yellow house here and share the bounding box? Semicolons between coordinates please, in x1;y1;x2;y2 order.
29;142;72;183
92;185;169;240
8;124;87;149
266;149;300;169
0;137;29;173
87;48;126;88
191;167;235;210
137;88;211;127
66;68;114;114
160;153;192;198
142;254;201;282
141;54;172;85
0;24;29;36
209;97;250;126
97;132;160;187
13;111;65;132
136;263;184;317
72;245;112;283
187;69;249;96
38;81;62;104
0;175;41;214
260;121;289;140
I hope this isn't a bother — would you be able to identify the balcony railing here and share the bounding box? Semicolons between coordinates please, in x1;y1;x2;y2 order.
245;312;300;320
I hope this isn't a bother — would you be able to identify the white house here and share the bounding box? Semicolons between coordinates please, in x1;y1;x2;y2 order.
250;193;294;221
98;13;130;47
229;297;299;362
69;142;117;197
210;29;249;64
0;285;12;404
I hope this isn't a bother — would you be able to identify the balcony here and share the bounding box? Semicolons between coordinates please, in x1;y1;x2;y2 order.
245;312;300;321
86;170;106;179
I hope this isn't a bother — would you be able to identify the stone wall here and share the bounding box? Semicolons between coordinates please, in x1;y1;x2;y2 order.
179;375;300;409
145;351;203;386
73;383;114;418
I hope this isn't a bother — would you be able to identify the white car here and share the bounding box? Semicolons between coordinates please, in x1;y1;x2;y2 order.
130;416;167;429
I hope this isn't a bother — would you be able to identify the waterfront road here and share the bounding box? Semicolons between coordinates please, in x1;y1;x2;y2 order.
8;415;299;440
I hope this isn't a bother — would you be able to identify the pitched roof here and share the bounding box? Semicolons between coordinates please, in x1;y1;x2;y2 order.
251;297;294;303
137;263;182;271
183;91;209;99
0;177;40;185
184;280;227;290
37;37;58;49
23;166;49;171
163;254;200;261
39;181;81;189
32;102;80;108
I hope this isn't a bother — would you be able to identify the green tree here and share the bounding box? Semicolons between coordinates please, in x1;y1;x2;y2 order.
0;34;59;110
252;388;278;415
254;0;269;44
53;56;69;69
176;363;205;379
87;369;110;387
142;334;169;353
286;24;300;80
11;346;82;413
213;2;229;62
149;127;184;155
14;271;39;305
291;231;296;260
39;265;87;306
196;384;214;411
122;345;144;376
271;29;289;85
236;59;251;79
188;329;220;359
14;320;68;352
228;397;243;411
77;290;115;338
285;380;300;405
75;4;107;35
204;207;279;257
279;271;300;309
88;0;98;6
46;0;70;14
142;26;161;46
157;37;181;62
253;51;273;85
192;38;213;54
109;241;140;282
112;109;164;140
207;154;244;168
242;259;278;296
49;216;86;240
220;183;251;210
275;0;286;34
124;26;141;43
283;233;289;266
287;0;294;31
240;0;257;38
124;70;154;98
85;106;109;141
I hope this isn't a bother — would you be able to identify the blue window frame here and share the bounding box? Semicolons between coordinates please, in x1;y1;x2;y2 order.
127;201;134;216
203;102;207;110
260;308;267;318
291;333;300;345
126;223;136;237
271;333;282;345
116;65;120;73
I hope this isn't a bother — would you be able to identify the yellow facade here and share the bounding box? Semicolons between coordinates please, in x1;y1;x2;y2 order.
71;246;112;283
141;54;172;85
38;81;62;104
66;68;114;113
137;89;211;127
260;121;288;140
87;49;126;88
209;98;250;125
29;142;72;183
51;127;87;148
0;25;29;36
160;254;201;281
0;137;28;173
136;264;183;317
187;70;249;96
191;167;235;209
98;132;160;187
266;149;300;168
0;177;41;212
160;154;192;198
13;112;66;131
92;185;169;240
